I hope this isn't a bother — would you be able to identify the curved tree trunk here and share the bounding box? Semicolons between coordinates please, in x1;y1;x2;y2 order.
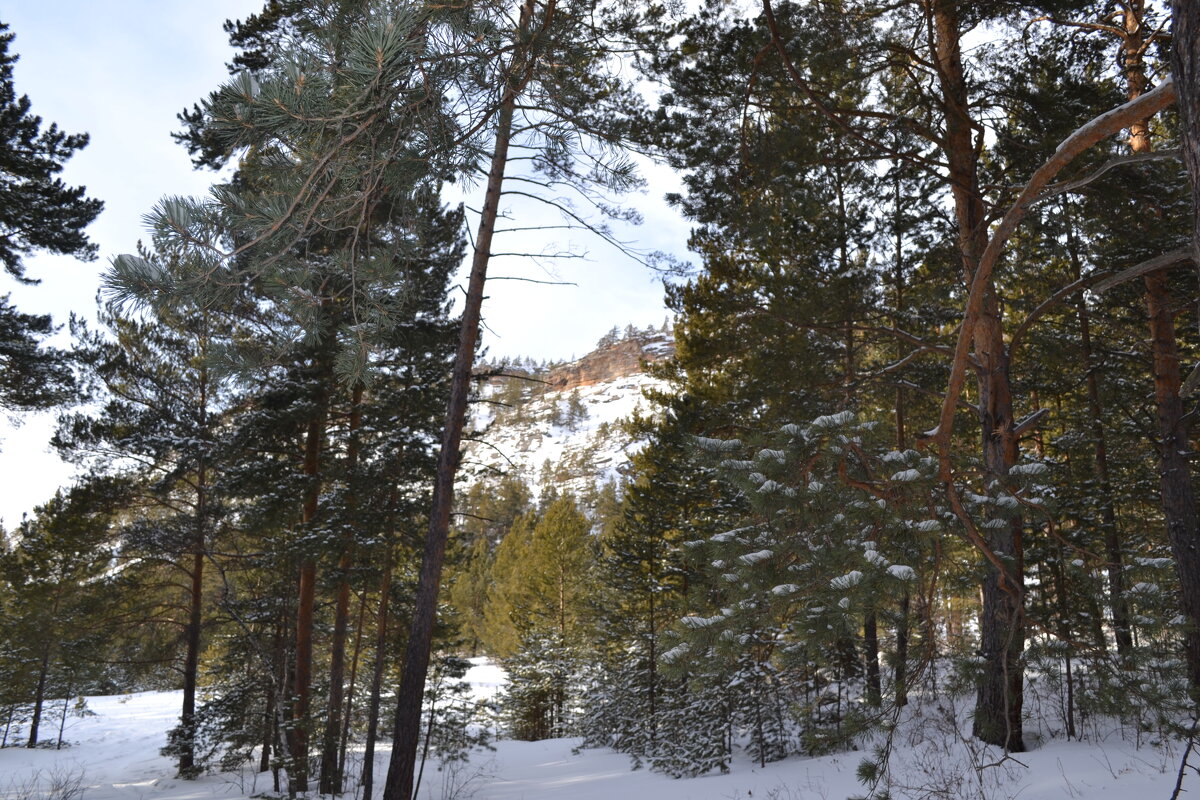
930;0;1025;752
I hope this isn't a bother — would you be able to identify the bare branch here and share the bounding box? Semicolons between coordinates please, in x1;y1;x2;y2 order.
1091;247;1193;293
1010;269;1113;357
1036;149;1182;201
486;275;578;285
1181;362;1200;398
1012;408;1050;436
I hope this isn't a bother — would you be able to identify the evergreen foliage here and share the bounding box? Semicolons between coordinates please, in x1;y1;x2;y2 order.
0;296;73;413
0;22;102;281
4;2;1200;798
0;21;98;418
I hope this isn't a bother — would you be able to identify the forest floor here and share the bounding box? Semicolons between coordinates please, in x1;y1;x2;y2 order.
0;661;1194;800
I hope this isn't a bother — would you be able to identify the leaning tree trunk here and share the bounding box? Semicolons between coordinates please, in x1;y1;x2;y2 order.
380;90;519;800
931;0;1025;752
380;3;542;797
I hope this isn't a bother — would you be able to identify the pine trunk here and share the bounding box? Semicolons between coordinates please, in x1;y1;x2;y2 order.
27;645;50;748
931;0;1024;751
1126;1;1200;691
320;383;363;794
380;4;536;793
361;536;394;800
1065;205;1132;657
894;592;910;706
891;179;910;707
338;592;369;777
1145;271;1200;689
179;371;208;777
863;611;881;707
179;548;205;775
260;674;275;774
1171;0;1200;257
55;682;71;750
292;381;329;792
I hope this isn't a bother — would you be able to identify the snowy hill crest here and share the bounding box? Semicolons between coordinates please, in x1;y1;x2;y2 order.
462;329;674;496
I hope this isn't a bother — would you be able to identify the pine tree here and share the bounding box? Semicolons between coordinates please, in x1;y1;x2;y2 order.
0;22;102;280
486;494;597;739
0;296;72;413
109;4;467;788
447;478;537;656
0;481;123;748
56;289;231;776
0;21;98;417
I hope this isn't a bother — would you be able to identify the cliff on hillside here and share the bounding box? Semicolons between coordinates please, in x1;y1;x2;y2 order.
546;333;674;391
460;329;675;497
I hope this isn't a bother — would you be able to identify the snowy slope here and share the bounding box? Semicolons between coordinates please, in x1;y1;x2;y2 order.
0;666;1190;800
460;351;669;498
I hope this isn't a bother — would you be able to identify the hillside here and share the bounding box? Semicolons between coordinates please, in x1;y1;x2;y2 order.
460;329;674;498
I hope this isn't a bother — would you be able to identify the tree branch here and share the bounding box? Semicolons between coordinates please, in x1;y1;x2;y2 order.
1091;246;1193;293
930;78;1178;453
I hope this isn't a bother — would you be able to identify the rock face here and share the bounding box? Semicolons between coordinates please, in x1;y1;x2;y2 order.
547;333;674;391
460;330;675;497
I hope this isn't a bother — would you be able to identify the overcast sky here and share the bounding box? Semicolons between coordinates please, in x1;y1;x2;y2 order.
0;2;690;526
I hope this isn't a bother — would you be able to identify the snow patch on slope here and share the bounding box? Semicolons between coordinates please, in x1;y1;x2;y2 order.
460;371;666;498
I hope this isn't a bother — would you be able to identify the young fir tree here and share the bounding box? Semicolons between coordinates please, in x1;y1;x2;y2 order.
487;493;597;739
447;475;535;656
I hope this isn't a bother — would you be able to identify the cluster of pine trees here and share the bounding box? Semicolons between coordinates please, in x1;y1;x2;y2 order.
3;0;1200;797
444;0;1200;785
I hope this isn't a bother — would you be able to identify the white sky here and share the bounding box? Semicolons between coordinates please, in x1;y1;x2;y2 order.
0;2;690;527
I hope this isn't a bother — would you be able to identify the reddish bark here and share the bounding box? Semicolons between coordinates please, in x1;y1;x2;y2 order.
930;0;1024;752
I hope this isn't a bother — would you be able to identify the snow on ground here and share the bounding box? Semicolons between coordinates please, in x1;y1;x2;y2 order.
0;663;1192;800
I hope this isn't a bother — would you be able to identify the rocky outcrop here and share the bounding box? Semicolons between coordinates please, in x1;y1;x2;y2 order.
547;333;673;391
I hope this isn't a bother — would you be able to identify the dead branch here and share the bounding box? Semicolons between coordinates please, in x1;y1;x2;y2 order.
1012;408;1050;437
1010;269;1113;356
1036;149;1182;201
1091;246;1193;293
